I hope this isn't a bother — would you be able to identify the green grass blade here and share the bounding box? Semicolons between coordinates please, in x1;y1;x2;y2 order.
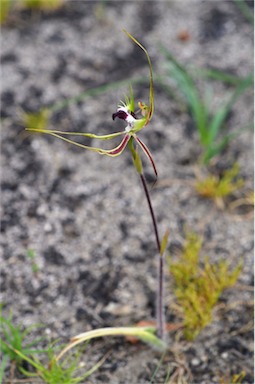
149;352;166;384
233;0;254;23
208;74;253;144
14;349;43;373
0;354;9;383
203;130;241;164
161;46;208;143
200;68;252;86
0;317;22;354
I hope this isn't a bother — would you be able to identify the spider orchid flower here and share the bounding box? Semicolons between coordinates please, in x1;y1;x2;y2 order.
26;30;157;177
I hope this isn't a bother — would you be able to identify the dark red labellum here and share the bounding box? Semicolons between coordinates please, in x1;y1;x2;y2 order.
112;110;128;121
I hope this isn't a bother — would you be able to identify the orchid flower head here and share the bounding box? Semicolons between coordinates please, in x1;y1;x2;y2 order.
26;30;157;177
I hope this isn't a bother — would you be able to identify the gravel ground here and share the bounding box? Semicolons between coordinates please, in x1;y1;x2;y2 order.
1;1;254;383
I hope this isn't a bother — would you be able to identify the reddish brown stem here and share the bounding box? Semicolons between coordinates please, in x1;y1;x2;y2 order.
140;173;165;340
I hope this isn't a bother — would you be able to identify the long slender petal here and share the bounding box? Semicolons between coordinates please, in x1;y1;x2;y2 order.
104;134;130;156
25;128;125;141
135;135;158;177
38;131;130;157
123;30;154;125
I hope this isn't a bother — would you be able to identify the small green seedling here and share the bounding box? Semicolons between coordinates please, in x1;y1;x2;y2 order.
168;232;242;340
195;163;244;209
160;46;253;165
26;248;40;274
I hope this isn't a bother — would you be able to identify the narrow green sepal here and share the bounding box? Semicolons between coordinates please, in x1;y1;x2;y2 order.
133;149;143;174
128;138;143;174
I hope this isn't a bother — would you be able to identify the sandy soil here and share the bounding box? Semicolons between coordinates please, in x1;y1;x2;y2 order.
1;1;254;383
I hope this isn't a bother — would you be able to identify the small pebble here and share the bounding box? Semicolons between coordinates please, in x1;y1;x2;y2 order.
191;358;200;366
221;352;228;359
44;222;53;232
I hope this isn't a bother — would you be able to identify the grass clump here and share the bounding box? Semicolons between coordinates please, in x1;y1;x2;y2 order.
0;313;107;383
160;46;253;165
0;312;45;381
169;232;242;340
14;344;105;384
195;163;244;208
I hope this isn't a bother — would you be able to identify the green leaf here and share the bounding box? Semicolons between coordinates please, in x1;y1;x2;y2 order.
0;354;9;383
200;68;251;86
55;327;167;363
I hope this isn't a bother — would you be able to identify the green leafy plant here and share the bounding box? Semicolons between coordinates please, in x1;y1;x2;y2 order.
160;46;253;164
26;30;168;360
169;232;242;340
195;163;244;209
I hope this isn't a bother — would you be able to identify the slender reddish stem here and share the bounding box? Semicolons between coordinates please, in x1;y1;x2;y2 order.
140;173;165;340
140;174;160;251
